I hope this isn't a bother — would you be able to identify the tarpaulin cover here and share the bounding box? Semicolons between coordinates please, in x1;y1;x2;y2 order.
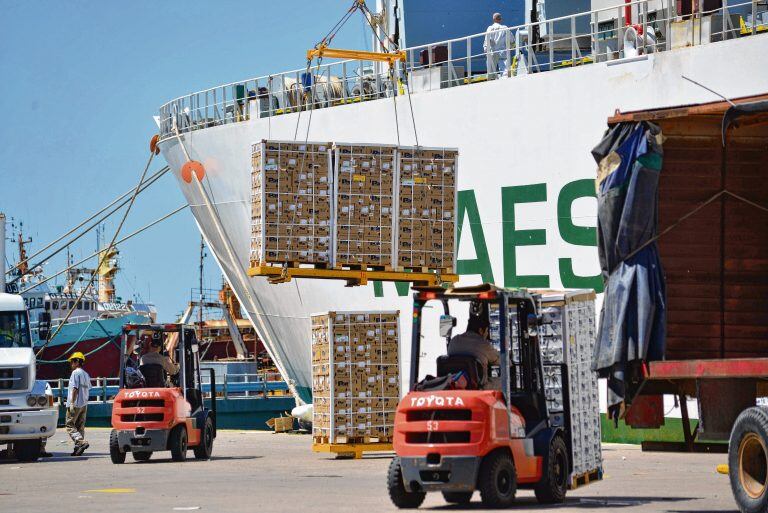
591;121;666;420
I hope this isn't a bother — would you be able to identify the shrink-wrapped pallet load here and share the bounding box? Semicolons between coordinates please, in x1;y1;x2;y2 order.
489;290;601;477
250;139;458;274
250;140;333;265
333;143;397;269
396;146;458;271
311;311;400;444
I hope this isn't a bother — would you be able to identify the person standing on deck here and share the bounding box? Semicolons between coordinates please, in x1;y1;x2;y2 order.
66;352;91;456
484;12;510;78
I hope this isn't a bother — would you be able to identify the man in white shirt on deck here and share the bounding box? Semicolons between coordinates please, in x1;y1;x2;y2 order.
484;12;510;78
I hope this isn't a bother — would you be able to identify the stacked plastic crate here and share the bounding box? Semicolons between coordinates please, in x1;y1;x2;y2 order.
396;147;457;271
311;311;400;445
489;290;601;478
333;143;397;269
559;292;601;477
250;140;333;265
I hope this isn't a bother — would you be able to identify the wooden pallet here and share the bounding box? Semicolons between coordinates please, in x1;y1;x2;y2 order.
570;468;602;489
312;441;394;460
247;263;457;287
401;266;455;274
313;435;392;445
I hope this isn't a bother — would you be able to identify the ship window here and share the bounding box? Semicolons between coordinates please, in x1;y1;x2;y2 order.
77;301;82;309
84;302;89;311
598;20;616;41
52;301;59;310
45;301;50;310
69;301;75;310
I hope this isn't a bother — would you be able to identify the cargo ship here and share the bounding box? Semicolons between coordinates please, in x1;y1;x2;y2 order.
155;0;768;403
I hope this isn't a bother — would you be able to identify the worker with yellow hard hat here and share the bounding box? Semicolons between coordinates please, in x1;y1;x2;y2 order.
65;351;91;456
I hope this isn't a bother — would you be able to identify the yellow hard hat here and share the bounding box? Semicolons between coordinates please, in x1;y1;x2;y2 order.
68;352;86;362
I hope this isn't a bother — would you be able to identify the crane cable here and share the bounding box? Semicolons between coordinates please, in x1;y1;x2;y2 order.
8;166;170;284
35;150;157;357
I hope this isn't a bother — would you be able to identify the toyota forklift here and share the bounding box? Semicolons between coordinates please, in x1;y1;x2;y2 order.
388;284;581;508
109;323;216;463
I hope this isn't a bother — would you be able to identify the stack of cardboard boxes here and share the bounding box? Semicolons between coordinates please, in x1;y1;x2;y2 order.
397;146;457;271
250;140;333;265
334;143;397;268
489;290;601;478
250;139;458;272
311;311;400;444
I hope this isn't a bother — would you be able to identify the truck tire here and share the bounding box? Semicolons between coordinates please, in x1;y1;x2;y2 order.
442;491;473;504
387;457;426;509
13;439;41;462
729;406;768;513
478;449;517;508
193;416;214;460
169;424;188;462
535;434;569;504
132;451;152;462
109;430;126;464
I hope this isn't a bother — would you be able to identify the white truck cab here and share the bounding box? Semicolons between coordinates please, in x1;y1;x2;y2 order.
0;292;58;461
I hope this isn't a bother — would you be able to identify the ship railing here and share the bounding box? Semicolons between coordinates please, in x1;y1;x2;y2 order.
48;372;288;404
156;0;765;141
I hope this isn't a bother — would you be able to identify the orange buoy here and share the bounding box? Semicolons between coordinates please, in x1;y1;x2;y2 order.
181;161;206;183
149;134;161;155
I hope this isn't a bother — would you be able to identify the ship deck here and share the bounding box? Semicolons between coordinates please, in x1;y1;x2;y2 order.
1;429;738;512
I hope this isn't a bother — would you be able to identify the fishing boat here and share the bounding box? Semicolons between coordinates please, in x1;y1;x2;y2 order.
5;226;155;379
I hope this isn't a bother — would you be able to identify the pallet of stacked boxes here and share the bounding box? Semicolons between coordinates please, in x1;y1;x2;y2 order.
250;140;333;267
396;146;458;272
333;143;397;270
489;289;601;486
311;311;400;458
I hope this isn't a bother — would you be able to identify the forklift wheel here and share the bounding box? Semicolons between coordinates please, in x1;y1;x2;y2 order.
133;451;152;462
193;417;214;460
478;450;517;508
387;457;426;509
109;430;126;464
442;491;473;504
169;424;188;462
535;434;569;504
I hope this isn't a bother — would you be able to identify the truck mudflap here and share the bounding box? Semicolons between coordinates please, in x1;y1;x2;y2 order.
400;456;480;493
116;429;169;452
0;408;58;440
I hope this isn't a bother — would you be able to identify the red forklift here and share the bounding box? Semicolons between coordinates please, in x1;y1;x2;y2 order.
388;284;594;508
109;323;216;463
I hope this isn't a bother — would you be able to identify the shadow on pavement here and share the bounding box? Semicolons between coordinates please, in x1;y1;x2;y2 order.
425;496;694;510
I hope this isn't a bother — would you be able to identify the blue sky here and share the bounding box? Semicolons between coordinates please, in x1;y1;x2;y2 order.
0;0;372;319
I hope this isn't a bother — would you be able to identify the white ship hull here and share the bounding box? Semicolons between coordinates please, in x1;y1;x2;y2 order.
160;36;768;403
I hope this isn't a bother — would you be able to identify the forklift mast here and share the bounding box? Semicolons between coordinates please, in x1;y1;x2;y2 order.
408;287;551;430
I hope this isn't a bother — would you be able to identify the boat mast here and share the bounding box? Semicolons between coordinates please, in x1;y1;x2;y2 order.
0;213;5;292
198;235;205;340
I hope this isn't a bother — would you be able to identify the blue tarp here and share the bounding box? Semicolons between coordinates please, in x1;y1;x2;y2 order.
591;122;666;420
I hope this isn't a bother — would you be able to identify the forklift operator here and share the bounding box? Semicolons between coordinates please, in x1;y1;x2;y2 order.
447;306;500;390
140;332;180;377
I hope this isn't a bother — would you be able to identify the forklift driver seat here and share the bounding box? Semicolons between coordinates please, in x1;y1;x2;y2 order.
139;364;166;388
436;355;486;389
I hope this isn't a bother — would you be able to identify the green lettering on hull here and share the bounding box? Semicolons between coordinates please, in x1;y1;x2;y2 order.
557;179;603;292
502;184;549;288
456;190;495;283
